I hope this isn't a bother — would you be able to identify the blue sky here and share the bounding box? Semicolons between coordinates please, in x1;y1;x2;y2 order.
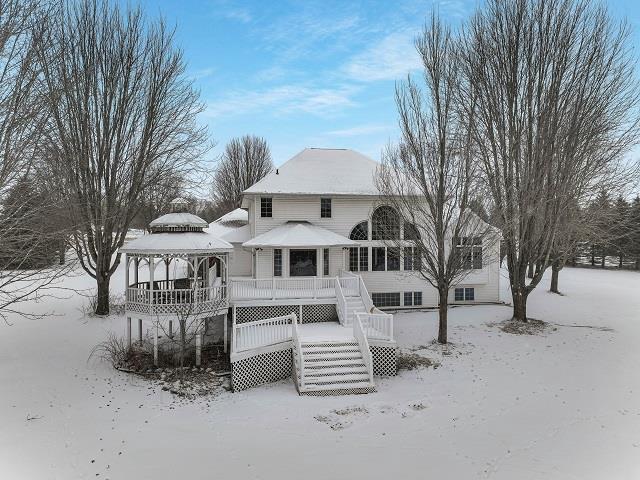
136;0;640;166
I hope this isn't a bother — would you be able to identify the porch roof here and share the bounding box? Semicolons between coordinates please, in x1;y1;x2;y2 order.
243;221;358;248
120;232;233;254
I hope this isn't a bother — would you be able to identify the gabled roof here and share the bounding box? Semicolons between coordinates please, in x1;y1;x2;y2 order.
215;208;248;224
243;221;358;248
243;148;380;196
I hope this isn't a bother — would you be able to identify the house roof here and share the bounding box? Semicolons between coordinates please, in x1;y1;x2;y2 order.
149;213;208;228
215;208;248;224
243;148;380;196
243;221;358;248
120;232;233;254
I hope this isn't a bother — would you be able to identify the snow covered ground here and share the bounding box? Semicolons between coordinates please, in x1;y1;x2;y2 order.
1;266;639;479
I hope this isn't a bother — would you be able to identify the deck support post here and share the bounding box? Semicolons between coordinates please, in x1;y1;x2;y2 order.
168;320;173;339
299;304;303;324
126;317;131;348
223;313;228;353
195;332;202;367
138;318;143;343
153;323;159;366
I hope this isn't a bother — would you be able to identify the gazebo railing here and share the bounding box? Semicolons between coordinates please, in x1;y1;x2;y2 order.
125;283;228;315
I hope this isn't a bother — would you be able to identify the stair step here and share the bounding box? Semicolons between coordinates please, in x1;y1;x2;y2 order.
305;358;365;367
304;373;371;384
304;350;362;365
302;341;357;347
302;345;359;353
304;366;368;377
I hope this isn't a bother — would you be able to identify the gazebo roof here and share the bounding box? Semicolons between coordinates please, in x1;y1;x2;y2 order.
150;213;208;228
120;232;233;254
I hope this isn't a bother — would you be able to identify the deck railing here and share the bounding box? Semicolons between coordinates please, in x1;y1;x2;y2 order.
353;313;374;382
335;277;348;326
125;283;227;315
230;277;337;301
232;313;294;353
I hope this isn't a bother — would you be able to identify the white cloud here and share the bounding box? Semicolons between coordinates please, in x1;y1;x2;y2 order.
343;30;422;82
188;67;215;82
204;85;358;119
326;124;394;137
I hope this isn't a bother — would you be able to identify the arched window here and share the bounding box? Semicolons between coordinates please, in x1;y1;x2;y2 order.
349;221;369;241
372;206;400;240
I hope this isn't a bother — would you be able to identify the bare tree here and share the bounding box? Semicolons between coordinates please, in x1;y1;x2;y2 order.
35;0;209;315
0;1;75;323
376;16;496;344
212;135;272;211
459;0;640;321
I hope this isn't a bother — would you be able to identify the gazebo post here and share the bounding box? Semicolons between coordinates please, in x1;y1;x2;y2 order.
153;322;159;366
125;254;129;287
223;312;228;353
134;257;139;285
126;317;131;348
138;318;142;343
195;330;202;367
165;258;170;288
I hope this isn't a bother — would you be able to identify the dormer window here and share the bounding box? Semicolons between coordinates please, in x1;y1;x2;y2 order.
260;197;272;218
321;198;332;218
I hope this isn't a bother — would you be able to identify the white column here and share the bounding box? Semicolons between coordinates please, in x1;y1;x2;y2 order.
134;257;139;285
125;254;129;287
126;317;131;348
223;313;228;353
153;322;158;366
149;255;155;311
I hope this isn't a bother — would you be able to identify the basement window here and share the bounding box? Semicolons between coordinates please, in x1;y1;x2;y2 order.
371;292;400;308
454;287;475;301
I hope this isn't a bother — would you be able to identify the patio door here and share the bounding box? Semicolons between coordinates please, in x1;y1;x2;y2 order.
289;249;317;276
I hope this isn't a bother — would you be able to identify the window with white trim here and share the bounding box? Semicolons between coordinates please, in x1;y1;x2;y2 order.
404;246;419;271
260;197;272;217
454;236;482;269
372;292;400;307
273;249;282;276
323;248;329;276
348;247;369;272
404;291;423;307
321;198;332;218
454;287;475;301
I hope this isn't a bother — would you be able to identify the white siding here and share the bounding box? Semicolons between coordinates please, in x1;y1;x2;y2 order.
228;246;252;277
242;193;501;306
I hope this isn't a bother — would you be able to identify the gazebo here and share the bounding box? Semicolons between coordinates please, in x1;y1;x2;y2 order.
120;213;233;365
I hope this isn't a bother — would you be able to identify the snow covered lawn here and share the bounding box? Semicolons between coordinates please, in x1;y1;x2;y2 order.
1;267;639;479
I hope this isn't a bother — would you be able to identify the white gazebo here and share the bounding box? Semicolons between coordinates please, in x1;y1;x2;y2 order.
120;213;233;364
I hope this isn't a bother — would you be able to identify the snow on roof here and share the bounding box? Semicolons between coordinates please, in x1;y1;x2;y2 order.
215;208;248;224
221;224;251;244
120;232;233;254
243;148;381;196
149;213;208;228
243;221;358;248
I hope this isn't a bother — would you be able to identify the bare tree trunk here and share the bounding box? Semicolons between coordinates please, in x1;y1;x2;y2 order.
527;262;534;279
437;287;448;344
550;261;562;294
601;250;606;268
512;288;528;322
619;255;623;268
95;275;110;316
591;245;595;266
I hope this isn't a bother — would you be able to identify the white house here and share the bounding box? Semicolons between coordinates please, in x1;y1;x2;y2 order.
121;147;500;396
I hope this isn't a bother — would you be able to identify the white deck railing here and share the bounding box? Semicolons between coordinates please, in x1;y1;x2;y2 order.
125;283;227;315
335;277;347;326
291;313;305;390
232;313;294;353
230;277;338;301
353;313;374;382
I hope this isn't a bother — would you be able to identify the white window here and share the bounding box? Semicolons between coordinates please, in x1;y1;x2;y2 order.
454;287;475;301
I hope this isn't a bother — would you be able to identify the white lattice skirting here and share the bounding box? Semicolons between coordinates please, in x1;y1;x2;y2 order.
231;347;292;391
235;304;337;324
371;345;398;377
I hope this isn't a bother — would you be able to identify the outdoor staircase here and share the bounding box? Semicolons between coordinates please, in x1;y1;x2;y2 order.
344;296;367;324
293;340;376;395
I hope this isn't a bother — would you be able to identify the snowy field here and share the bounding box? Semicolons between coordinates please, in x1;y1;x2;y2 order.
1;266;639;479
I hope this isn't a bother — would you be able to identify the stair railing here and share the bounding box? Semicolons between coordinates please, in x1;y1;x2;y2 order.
356;274;394;342
354;312;374;384
334;277;348;326
291;312;305;390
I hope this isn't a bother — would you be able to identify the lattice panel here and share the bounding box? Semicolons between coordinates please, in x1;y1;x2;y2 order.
301;304;337;323
299;386;376;396
231;348;292;391
235;305;298;324
371;345;398;377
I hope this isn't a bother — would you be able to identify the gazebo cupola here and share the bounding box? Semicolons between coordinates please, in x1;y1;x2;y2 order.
120;213;233;363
